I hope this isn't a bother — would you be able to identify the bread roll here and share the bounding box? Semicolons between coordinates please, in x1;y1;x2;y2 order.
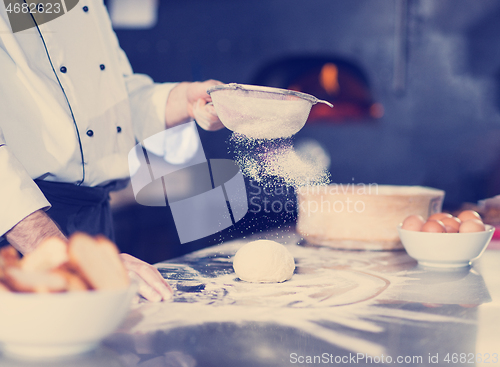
68;233;130;290
4;267;67;293
0;246;20;268
20;237;68;272
53;267;89;291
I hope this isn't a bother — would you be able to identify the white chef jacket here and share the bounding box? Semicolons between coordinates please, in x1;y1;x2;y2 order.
0;1;198;236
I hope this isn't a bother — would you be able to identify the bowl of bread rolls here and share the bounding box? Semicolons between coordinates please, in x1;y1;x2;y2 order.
0;233;136;359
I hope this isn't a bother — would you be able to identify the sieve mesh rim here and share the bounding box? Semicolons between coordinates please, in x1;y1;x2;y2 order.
207;83;321;104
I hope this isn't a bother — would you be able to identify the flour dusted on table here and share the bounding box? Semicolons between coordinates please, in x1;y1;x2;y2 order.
229;133;330;188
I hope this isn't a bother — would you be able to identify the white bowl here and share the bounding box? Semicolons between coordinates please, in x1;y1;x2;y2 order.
398;224;495;268
0;285;136;359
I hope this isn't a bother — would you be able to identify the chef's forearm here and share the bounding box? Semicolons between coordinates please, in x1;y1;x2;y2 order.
5;210;66;254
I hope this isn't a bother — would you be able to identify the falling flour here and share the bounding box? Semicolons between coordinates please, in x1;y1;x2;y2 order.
229;133;331;188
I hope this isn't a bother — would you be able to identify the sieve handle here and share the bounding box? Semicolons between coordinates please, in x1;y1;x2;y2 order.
314;99;334;108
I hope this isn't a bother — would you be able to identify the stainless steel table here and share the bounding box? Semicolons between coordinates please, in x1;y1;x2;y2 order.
2;229;499;367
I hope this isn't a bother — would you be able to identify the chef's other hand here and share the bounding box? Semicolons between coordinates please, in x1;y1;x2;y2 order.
120;253;173;302
187;80;225;131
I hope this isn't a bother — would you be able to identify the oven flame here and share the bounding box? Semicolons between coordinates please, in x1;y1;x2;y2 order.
320;63;340;95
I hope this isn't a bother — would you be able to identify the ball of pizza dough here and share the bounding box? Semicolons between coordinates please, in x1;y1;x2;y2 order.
233;240;295;283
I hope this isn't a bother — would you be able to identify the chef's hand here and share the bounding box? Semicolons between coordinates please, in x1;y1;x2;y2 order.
120;253;173;302
187;80;224;131
165;80;224;131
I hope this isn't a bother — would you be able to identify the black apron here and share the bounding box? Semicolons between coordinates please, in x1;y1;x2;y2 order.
34;179;128;241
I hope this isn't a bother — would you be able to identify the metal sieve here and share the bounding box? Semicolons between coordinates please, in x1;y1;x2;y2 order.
207;83;333;139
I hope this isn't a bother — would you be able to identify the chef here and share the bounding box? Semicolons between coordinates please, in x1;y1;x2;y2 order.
0;1;223;301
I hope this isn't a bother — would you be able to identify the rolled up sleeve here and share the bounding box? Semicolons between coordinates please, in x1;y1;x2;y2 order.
0;135;50;237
